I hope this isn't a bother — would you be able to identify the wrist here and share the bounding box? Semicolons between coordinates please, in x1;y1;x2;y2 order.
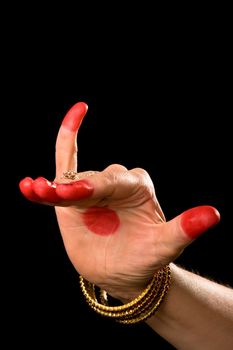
79;265;171;324
100;271;165;303
104;283;149;304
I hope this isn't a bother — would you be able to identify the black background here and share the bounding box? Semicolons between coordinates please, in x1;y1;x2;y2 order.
3;6;232;349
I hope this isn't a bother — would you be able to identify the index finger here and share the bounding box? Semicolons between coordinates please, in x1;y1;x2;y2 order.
55;102;88;180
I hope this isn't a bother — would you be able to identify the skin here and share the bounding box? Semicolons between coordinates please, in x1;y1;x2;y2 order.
19;102;232;349
19;101;220;292
146;264;233;350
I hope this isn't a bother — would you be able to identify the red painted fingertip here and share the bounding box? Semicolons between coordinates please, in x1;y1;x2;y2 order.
19;177;41;202
33;177;60;203
56;180;94;200
180;205;220;239
61;102;88;131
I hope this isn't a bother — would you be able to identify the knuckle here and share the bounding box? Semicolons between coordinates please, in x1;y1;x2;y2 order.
104;164;128;173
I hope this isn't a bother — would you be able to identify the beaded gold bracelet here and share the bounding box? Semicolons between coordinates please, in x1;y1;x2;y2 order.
79;265;171;324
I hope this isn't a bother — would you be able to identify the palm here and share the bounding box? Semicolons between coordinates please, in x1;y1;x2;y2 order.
55;169;167;292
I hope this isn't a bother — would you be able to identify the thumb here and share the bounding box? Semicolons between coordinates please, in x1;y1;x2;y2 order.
162;205;220;253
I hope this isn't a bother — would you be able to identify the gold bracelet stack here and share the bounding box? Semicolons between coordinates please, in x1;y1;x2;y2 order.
79;265;171;324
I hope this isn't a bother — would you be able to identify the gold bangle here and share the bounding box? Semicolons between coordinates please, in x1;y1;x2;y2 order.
79;265;171;324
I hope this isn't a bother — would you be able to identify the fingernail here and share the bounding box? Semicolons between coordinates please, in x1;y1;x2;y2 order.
180;205;220;239
61;102;88;131
56;180;94;200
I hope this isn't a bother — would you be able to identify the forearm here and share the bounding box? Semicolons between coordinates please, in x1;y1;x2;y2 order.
146;264;233;350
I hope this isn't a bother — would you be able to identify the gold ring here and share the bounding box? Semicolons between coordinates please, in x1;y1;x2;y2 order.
61;170;98;180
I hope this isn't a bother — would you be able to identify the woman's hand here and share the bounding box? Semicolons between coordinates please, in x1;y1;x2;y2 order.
19;102;220;300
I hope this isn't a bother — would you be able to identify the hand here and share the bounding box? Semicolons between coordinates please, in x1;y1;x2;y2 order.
19;102;220;300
